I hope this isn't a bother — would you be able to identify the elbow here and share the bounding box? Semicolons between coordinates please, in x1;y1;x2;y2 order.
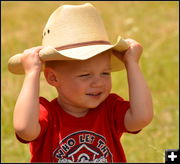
14;123;30;140
141;115;153;127
125;106;154;132
14;126;31;141
139;108;154;127
13;116;30;134
13;120;26;134
13;121;40;141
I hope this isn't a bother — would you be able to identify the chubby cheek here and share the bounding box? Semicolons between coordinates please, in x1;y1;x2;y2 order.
105;79;112;95
58;77;112;102
108;81;112;92
60;80;87;97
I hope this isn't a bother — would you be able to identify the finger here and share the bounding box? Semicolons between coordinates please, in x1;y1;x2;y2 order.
32;46;45;62
24;46;44;53
125;39;142;51
125;38;140;46
31;46;44;54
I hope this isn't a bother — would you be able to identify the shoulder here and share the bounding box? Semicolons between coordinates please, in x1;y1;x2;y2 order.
104;93;125;104
102;93;130;112
39;97;51;105
39;96;57;107
39;97;58;116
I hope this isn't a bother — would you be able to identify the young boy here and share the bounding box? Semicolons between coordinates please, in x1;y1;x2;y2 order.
9;3;153;163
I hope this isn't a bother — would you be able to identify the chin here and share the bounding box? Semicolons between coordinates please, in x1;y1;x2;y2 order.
81;94;108;109
86;100;104;109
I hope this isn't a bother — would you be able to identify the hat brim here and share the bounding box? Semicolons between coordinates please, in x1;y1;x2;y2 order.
8;36;129;74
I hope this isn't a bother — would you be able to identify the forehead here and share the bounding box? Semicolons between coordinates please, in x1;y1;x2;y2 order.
55;51;111;72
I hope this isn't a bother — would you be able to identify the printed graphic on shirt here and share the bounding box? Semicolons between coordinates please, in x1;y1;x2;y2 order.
53;130;113;162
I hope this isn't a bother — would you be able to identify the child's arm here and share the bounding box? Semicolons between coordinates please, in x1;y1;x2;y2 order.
13;46;44;141
114;39;153;132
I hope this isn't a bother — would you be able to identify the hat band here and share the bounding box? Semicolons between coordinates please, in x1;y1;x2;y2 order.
55;40;111;51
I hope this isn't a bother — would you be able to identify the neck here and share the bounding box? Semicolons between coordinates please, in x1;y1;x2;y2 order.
57;98;89;118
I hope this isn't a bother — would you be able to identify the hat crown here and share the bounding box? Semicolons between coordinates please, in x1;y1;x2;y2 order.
42;3;109;48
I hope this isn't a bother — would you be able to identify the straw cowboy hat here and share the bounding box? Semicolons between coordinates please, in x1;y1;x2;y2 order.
8;3;129;74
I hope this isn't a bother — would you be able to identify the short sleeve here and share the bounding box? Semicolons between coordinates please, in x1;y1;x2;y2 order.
15;97;50;143
107;94;141;135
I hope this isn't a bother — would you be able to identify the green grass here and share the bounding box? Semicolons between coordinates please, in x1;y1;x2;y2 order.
1;1;179;163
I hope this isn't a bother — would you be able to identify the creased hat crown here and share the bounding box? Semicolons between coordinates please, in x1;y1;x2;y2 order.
42;3;109;48
8;3;130;74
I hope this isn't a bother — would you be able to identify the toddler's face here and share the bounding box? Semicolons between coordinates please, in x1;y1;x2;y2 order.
53;51;112;113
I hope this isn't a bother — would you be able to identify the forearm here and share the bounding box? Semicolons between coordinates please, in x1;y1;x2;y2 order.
126;62;153;124
13;72;41;140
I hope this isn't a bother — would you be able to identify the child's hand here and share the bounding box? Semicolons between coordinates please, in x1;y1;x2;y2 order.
21;46;44;75
113;39;143;65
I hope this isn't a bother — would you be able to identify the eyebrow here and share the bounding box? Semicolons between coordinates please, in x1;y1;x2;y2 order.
104;67;112;71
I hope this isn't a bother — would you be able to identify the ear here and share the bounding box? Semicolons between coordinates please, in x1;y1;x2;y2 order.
44;67;59;87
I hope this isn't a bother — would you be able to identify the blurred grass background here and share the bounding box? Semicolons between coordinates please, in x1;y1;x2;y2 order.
1;1;179;163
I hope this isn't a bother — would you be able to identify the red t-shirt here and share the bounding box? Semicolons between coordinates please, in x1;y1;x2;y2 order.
16;93;140;162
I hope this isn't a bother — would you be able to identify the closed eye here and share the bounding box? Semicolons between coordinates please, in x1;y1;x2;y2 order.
102;72;111;76
78;73;91;77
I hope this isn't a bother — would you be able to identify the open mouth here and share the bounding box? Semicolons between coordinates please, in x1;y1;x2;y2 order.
86;92;102;96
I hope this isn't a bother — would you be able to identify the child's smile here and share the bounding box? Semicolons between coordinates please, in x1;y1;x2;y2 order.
52;51;112;117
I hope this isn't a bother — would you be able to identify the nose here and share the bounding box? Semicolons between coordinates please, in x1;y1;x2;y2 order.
91;77;104;88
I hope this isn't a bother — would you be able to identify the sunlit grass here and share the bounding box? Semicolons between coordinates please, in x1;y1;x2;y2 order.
1;1;179;163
